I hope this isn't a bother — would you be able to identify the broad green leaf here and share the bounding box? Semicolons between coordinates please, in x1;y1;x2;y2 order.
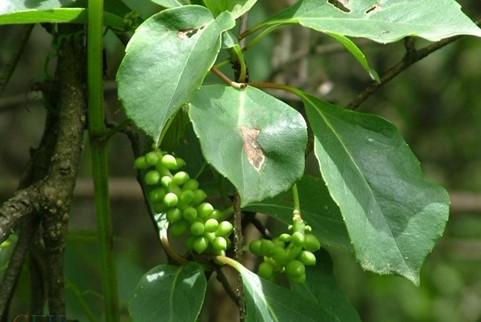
245;175;351;249
266;0;481;43
189;85;307;206
151;0;190;8
0;0;136;29
204;0;257;19
117;6;235;143
218;256;336;322
129;262;207;322
303;93;449;284
292;249;362;322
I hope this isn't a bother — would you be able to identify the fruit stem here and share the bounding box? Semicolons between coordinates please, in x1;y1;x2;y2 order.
292;183;302;220
159;223;188;264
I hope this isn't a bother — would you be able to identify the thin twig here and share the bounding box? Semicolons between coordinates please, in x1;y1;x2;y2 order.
238;13;249;49
215;267;240;306
0;25;34;96
347;18;481;109
0;217;39;320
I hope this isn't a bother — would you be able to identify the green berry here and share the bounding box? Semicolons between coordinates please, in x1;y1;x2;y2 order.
183;207;197;222
185;235;196;250
152;202;168;213
166;208;182;223
148;187;166;202
271;247;288;265
145;151;160;165
173;171;190;186
161;175;173;188
286;260;305;278
155;163;171;176
144;170;160;185
183;179;199;191
278;233;291;242
303;234;321;252
290;231;305;247
258;261;275;280
192;189;207;205
204;218;219;233
190;221;205;236
163;192;178;207
167;183;182;196
204;232;217;242
212;236;227;251
197;202;214;219
285;245;303;263
216;221;233;236
298;250;316;266
260;239;276;256
193;236;209;254
161;154;178;169
209;209;223;220
179;190;195;204
168;220;188;238
248;239;262;255
133;156;149;169
175;157;186;169
273;238;285;249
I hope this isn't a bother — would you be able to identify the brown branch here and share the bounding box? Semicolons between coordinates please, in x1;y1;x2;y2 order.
347;19;481;109
0;24;86;318
41;24;86;316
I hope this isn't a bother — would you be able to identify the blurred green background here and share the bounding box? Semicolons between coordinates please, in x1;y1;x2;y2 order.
1;1;481;321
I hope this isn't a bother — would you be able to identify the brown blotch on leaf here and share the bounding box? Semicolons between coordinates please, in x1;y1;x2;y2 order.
240;126;265;171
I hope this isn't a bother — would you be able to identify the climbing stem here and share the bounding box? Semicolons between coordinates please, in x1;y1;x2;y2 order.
87;1;120;321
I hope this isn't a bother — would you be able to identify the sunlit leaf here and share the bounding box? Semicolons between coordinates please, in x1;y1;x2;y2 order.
303;93;449;284
129;262;207;322
117;6;235;143
189;85;307;206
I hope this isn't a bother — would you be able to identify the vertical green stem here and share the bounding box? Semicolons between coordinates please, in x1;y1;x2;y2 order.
87;1;119;321
292;183;302;219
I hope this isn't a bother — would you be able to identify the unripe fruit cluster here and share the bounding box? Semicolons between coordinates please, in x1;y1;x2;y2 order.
248;222;321;283
134;150;233;255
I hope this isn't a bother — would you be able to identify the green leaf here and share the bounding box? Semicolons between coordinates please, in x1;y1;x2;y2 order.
189;85;307;206
218;256;337;322
0;0;136;29
151;0;190;8
129;262;207;322
292;249;362;322
204;0;257;19
267;0;481;43
117;6;235;144
326;32;379;82
302;93;449;284
245;175;351;249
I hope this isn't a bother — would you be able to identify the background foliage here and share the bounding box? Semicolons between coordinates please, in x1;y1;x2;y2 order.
0;0;481;321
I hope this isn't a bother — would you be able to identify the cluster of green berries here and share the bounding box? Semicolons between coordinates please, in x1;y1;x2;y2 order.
248;221;321;283
134;150;233;256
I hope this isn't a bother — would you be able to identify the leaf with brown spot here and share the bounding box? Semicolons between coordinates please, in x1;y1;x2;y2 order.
189;85;307;206
240;126;265;171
